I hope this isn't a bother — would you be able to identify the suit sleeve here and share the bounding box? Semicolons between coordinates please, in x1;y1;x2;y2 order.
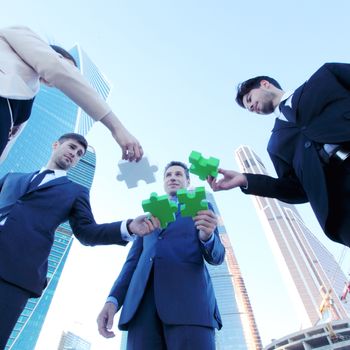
108;237;143;310
200;203;225;266
242;150;308;204
1;26;111;120
69;187;128;247
323;63;350;90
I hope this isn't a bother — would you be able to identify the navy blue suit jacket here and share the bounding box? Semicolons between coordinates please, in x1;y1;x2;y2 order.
242;63;350;242
109;204;225;330
0;171;127;296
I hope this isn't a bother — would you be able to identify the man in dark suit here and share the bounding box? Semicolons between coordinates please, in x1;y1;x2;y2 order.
208;62;350;247
97;161;225;350
0;133;158;349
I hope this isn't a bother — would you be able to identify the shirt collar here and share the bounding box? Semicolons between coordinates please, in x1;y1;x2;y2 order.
39;167;67;178
274;90;294;117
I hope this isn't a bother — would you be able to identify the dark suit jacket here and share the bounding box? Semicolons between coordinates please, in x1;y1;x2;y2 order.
109;203;225;330
242;63;350;242
0;171;127;297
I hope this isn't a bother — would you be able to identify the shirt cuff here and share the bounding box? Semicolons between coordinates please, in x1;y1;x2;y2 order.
121;220;136;241
106;296;119;310
200;232;215;249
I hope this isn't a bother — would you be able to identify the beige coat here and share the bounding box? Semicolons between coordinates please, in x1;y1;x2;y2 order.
0;25;110;121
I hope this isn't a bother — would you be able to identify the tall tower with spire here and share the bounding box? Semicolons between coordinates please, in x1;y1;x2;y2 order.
235;145;350;329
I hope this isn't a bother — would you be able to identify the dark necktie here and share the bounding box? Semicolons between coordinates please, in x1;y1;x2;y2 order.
28;169;54;192
279;102;295;123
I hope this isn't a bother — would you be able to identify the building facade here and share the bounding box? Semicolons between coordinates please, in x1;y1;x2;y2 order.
206;192;262;350
2;45;110;350
235;145;350;329
58;331;91;350
264;318;350;350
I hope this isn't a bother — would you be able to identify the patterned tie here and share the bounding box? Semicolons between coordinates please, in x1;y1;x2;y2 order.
27;169;54;192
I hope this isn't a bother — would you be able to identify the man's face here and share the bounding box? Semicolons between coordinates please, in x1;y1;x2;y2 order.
51;139;85;170
163;165;190;196
242;83;276;115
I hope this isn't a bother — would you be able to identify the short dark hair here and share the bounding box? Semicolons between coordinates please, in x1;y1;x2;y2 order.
164;161;190;179
50;45;77;67
235;76;282;108
58;133;88;153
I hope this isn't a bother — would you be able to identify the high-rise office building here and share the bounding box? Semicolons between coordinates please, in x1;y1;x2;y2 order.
58;331;91;350
206;192;262;350
2;45;111;350
235;145;350;329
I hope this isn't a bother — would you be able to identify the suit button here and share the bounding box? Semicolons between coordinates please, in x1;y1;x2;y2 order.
150;258;153;262
158;236;163;240
301;126;306;131
304;141;311;148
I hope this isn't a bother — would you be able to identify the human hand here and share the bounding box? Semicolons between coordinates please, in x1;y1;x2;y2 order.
113;126;143;162
207;168;248;191
100;112;144;162
97;302;117;338
194;209;217;241
129;214;160;237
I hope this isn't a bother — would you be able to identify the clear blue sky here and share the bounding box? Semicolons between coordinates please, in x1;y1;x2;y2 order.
2;1;350;348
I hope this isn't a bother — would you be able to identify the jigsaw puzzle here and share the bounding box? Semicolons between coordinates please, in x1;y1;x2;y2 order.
142;192;178;228
177;187;208;217
188;151;219;180
117;157;158;188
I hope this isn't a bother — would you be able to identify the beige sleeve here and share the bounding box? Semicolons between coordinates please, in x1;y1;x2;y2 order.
0;26;111;120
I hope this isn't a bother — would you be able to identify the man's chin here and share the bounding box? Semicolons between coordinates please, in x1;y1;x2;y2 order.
56;161;71;171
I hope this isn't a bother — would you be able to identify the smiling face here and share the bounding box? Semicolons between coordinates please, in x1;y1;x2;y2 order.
163;165;190;196
50;138;85;170
242;80;282;115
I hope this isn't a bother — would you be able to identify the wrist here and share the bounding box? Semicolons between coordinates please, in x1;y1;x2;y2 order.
126;219;134;234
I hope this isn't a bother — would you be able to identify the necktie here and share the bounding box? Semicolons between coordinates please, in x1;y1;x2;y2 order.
28;169;54;192
279;102;295;123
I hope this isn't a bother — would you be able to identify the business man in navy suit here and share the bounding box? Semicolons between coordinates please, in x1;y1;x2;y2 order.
209;62;350;247
97;161;225;350
0;133;158;349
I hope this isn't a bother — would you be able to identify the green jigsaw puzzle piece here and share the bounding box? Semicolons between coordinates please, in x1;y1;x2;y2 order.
177;187;208;217
142;192;178;228
188;150;220;180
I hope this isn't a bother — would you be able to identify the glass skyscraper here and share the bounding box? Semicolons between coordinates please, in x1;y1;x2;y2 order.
235;145;350;329
206;192;262;350
2;45;111;350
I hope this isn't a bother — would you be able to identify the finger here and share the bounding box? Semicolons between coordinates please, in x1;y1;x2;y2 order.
194;215;217;229
134;144;143;162
127;147;136;162
195;210;216;220
195;224;213;234
143;217;154;231
122;145;128;160
149;215;160;228
97;315;112;337
218;168;226;175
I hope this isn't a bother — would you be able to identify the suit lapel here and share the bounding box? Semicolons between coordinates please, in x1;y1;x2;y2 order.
271;117;296;132
26;175;71;194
